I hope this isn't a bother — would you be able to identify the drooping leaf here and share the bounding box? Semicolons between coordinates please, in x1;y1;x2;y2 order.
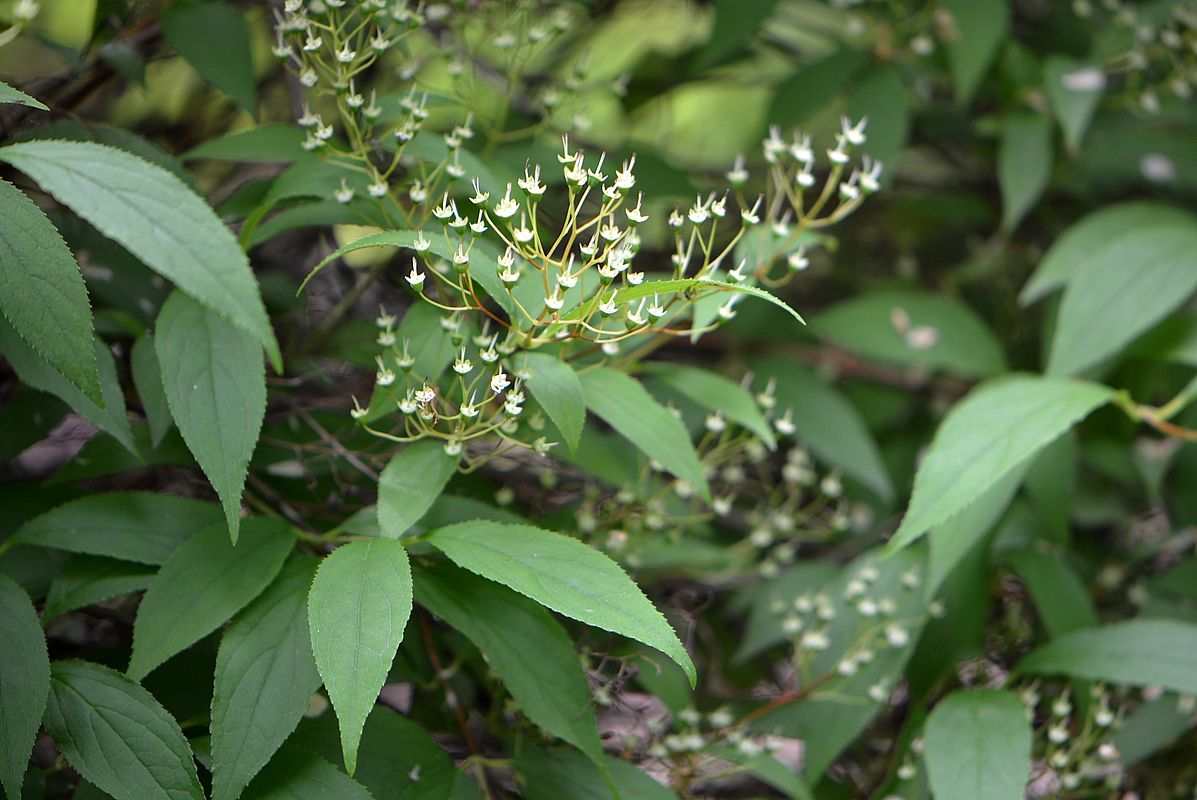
242;746;374;800
130;334;172;448
1044;58;1104;154
889;376;1111;550
42;660;204;800
943;0;1009;103
211;558;323;800
1005;549;1097;638
0;141;280;368
308;538;413;776
160;0;258;115
377;439;458;539
924;689;1031;800
0;178;101;404
1017;619;1197;694
0;80;47;110
519;352;586;453
579;367;710;502
12;492;222;565
0;575;49;800
425;521;696;686
42;555;156;621
644;362;775;448
998;114;1053;232
156;291;267;543
127;518;294;681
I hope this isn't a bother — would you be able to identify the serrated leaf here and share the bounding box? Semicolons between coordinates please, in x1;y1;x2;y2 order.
0;141;280;369
889;376;1111;551
0;575;49;800
998;114;1053;232
12;492;222;565
130;334;172;448
0;80;47;110
644;362;775;449
0;178;101;404
42;555;156;621
42;660;204;800
1044;58;1104;154
211;558;322;800
579;367;710;502
943;0;1008;103
924;689;1031;800
242;746;374;800
1017;619;1197;693
377;439;457;538
308;538;413;776
156;291;267;543
425;521;696;686
415;560;606;768
519;352;585;453
160;1;257;115
127;518;293;681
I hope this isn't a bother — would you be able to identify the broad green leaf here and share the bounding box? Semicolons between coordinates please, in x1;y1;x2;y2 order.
242;746;373;800
377;440;457;538
889;376;1111;550
43;660;204;800
845;65;911;171
127;518;293;681
1005;549;1096;638
42;555;155;621
183;125;307;163
752;356;893;501
1021;432;1077;544
520;352;585;453
130;334;172;448
515;746;677;800
0;178;101;404
943;0;1008;102
924;689;1031;800
998;114;1052;232
690;0;781;71
1017;619;1197;694
425;521;696;686
308;538;413;776
0;318;133;453
644;363;775;448
767;48;870;128
1046;219;1197;376
0;575;49;800
926;466;1025;596
0;80;47;110
211;559;323;800
1044;58;1104;153
156;291;267;543
579;368;710;502
415;560;606;767
1020;203;1194;306
0;141;280;369
161;1;257;115
15;121;196;189
1115;693;1194;765
812;289;1006;378
12;492;222;565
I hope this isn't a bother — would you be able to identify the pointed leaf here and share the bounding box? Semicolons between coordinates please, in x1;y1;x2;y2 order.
308;539;413;776
43;555;156;621
644;363;775;448
924;689;1031;800
0;575;49;800
242;746;374;800
425;521;696;686
156;290;267;543
943;0;1008;102
0;80;47;110
1044;58;1104;153
130;334;172;448
160;1;257;115
998;114;1053;232
43;660;204;800
128;518;293;681
377;440;457;538
520;352;585;453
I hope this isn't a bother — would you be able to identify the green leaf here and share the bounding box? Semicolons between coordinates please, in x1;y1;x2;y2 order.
160;1;257;115
156;291;267;543
579;367;710;502
703;743;814;800
998;114;1052;232
1044;58;1104;154
42;555;156;621
425;520;696;686
767;48;870;128
1004;549;1097;638
1020;203;1194;306
0;318;133;453
211;558;323;800
519;352;586;453
812;289;1006;378
924;689;1031;800
1017;619;1197;694
242;746;374;800
844;65;911;171
690;0;780;70
377;439;458;538
943;0;1009;102
12;492;222;565
889;375;1111;551
42;660;204;800
0;141;280;369
515;746;678;800
130;334;172;448
0;575;49;800
1046;217;1197;376
127;518;294;681
644;363;775;449
926;466;1026;596
182;125;307;163
308;538;413;776
414;560;606;767
606;277;804;325
0;80;47;110
0;178;101;404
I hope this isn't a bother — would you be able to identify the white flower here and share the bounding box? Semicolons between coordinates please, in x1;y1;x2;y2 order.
687;195;710;225
493;183;520;218
868;680;890;703
797;164;816;188
303;34;323;52
468;178;489;205
648;294;666;319
705;412;726;433
453;245;469;269
433;194;456;220
518;164;546;196
614;155;636;189
599;293;618;316
774;409;796;435
544;291;564;311
625;194;648;224
717;297;738;321
787;247;809;272
728;259;748;282
444;439;463;457
491;370;511;394
453;349;472;375
334;180;354;204
405;260;426;289
336;44;356;63
741;196;763;226
415;385;436;404
791;133;814;164
398;392;418;414
860;157;883;193
412;230;431;252
668;209;684;228
727;154;748;185
499;266;521;286
512;215;535;244
626;299;647;326
460;393;480;417
626;271;644;286
884;623;909;648
368;180;388;198
314;123;334;142
841;115;868;146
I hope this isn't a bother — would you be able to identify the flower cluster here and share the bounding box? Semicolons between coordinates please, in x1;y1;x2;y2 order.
1021;682;1128;794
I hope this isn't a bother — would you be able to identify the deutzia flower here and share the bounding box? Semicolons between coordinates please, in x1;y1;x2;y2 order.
625;193;648;224
647;294;666;319
518;164;546;196
860;157;883;193
775;408;796;435
626;271;644;285
334;180;354;204
493;183;520;218
405;260;426;291
841;115;868;146
705;413;726;433
414;385;436;405
599;293;618;315
460;393;479;417
544;291;564;311
491;370;511;394
336;44;356;63
368;179;388;198
453;349;472;374
468;178;489;205
727;154;748;185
